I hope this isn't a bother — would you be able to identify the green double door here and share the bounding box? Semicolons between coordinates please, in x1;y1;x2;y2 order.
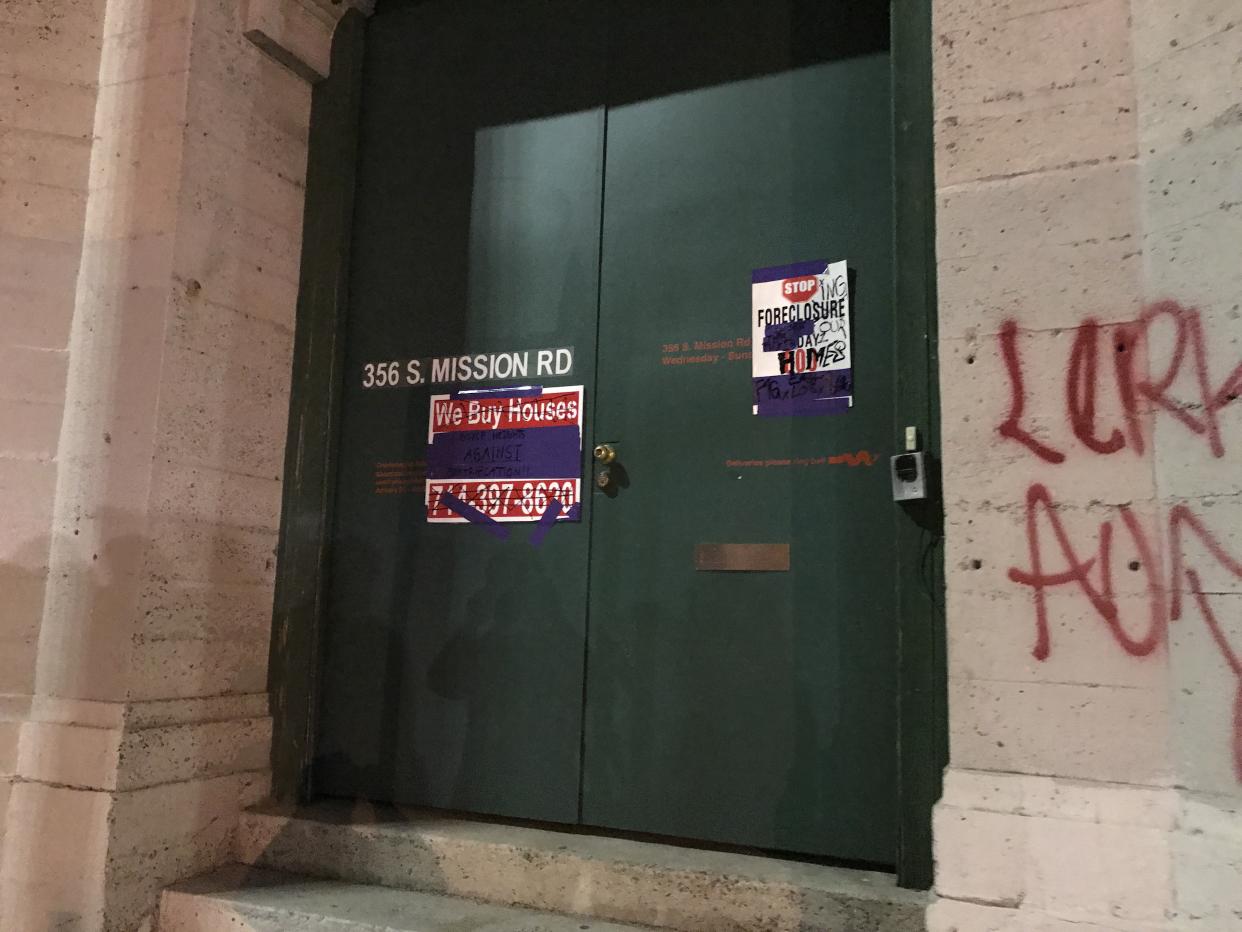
317;0;899;866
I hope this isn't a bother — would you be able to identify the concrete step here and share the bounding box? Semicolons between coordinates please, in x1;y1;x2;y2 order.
161;865;655;932
237;802;928;932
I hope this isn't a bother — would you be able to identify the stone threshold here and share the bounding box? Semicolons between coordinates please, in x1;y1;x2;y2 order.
234;801;928;932
161;864;654;931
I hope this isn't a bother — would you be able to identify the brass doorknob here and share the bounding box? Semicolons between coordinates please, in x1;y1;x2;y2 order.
593;443;617;464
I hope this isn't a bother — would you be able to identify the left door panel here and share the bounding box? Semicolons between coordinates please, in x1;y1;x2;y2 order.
315;1;606;823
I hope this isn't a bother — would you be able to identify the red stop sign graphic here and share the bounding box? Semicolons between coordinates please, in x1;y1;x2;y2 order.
781;275;818;301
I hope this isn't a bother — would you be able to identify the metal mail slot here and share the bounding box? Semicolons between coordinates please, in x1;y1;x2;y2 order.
694;543;790;572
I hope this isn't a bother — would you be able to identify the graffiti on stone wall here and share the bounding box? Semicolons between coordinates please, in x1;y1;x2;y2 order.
998;301;1242;779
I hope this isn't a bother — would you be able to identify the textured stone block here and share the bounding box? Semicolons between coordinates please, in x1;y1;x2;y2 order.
942;496;1161;606
1173;793;1242;924
1026;817;1172;922
154;358;294;478
0;628;39;696
187;76;310;191
1153;412;1242;501
1159;496;1242;593
115;716;271;789
1168;590;1242;795
937;236;1144;342
73;247;175;332
97;15;191;87
187;31;312;141
934;0;1131;117
88;119;187;196
0;458;57;541
937;162;1140;265
141;515;278;587
926;897;1019;932
128;635;269;701
93;73;189;157
1129;0;1239;69
1143;123;1242;241
940;351;1159;517
0;399;63;461
933;805;1025;906
0;722;19;776
172;238;300;331
944;508;1160;606
15;720;122;790
0;127;92;190
935;0;1097;36
0;15;103;87
106;771;270;931
0;345;70;405
150;461;283;531
1141;161;1242;332
173;183;303;288
125;692;269;730
166;290;295;372
157;304;294;424
84;177;180;242
948;676;1171;784
0;71;97;137
181;133;307;234
0;782;110;931
135;579;275;643
931;771;1188;929
48;281;169;505
1133;14;1242;152
2;0;104;36
0;557;47;627
947;588;1170;690
936;78;1136;187
0;177;87;244
103;0;193;39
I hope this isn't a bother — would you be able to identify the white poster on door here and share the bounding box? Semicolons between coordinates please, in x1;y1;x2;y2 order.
751;259;852;416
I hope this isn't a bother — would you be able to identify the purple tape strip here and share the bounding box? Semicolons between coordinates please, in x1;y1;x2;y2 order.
762;319;814;352
448;386;544;400
527;499;563;548
753;370;852;417
528;500;582;548
439;491;510;540
752;259;828;284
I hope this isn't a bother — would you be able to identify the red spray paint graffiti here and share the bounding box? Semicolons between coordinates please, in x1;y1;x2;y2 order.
999;302;1242;463
1007;484;1242;778
998;302;1242;779
828;450;877;467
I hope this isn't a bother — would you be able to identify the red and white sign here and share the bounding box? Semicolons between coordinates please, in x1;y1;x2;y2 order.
425;478;581;521
781;275;819;301
427;390;581;435
424;385;584;523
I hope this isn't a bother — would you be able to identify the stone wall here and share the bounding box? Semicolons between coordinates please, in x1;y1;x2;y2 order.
1135;2;1242;926
0;0;338;928
929;0;1242;928
0;0;104;858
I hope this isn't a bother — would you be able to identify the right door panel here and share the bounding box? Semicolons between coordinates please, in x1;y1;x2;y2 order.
584;2;897;864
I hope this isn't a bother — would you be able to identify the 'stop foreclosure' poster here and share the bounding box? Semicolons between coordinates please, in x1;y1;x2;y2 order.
751;259;852;416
